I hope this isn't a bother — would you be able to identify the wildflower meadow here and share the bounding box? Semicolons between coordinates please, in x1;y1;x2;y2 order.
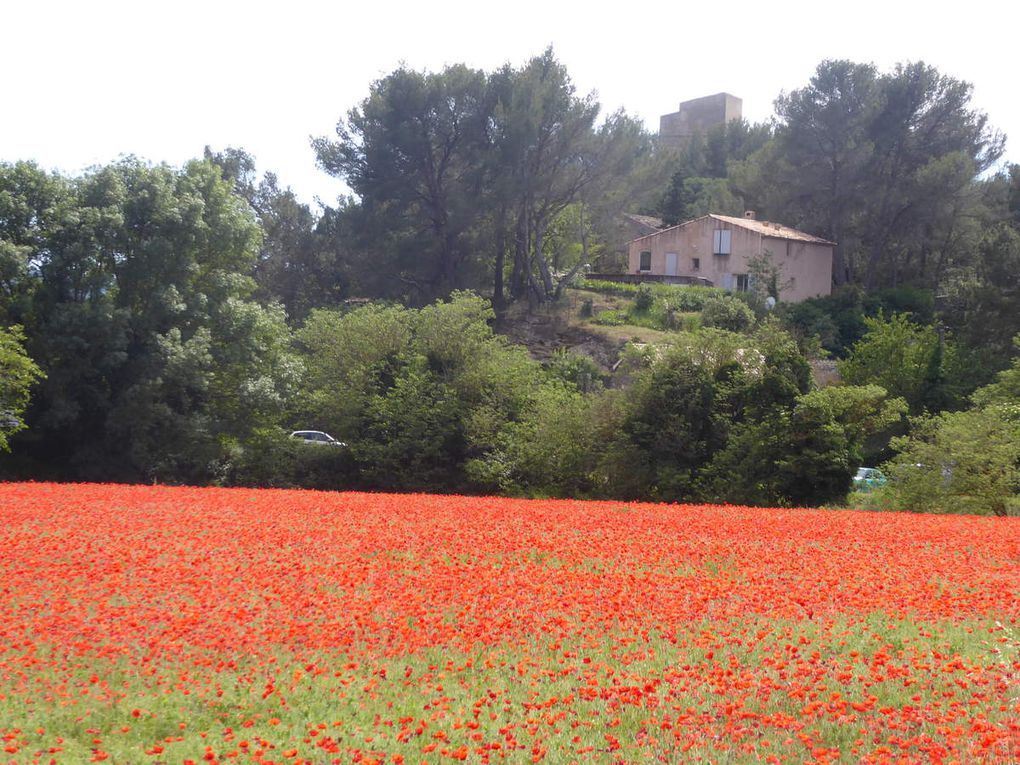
0;483;1017;763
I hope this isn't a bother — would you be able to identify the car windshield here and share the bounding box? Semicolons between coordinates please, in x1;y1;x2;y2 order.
855;468;869;479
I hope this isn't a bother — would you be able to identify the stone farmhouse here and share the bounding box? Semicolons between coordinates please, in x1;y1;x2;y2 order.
627;212;836;302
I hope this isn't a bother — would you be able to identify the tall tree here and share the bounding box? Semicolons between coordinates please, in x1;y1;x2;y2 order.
314;50;652;308
490;50;601;301
942;212;1020;379
487;50;652;304
313;65;490;303
0;325;43;452
736;60;1003;290
658;119;771;226
740;60;882;285
0;163;70;326
205;147;348;321
15;158;298;481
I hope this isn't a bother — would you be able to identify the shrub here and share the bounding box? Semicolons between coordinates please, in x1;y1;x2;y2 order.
577;279;644;295
0;325;43;453
700;295;756;332
666;288;714;311
881;406;1020;516
634;285;655;312
837;313;971;414
593;309;627;326
220;428;356;490
680;313;702;332
545;350;605;393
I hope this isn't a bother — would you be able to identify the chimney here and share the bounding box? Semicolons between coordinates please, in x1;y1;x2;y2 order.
744;210;756;220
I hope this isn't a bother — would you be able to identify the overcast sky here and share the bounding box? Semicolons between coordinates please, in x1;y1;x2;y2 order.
4;0;1017;207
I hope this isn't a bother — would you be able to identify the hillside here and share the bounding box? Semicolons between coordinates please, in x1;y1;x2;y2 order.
495;288;671;371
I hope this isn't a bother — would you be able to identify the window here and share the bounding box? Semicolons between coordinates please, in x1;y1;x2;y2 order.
713;229;731;255
691;257;700;271
639;251;651;272
735;273;749;292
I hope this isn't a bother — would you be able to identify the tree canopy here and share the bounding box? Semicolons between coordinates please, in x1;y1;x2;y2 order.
313;48;655;306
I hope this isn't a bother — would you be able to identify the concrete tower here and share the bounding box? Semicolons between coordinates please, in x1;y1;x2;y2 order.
659;93;742;149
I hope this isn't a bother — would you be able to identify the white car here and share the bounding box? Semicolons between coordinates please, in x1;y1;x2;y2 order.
289;430;346;447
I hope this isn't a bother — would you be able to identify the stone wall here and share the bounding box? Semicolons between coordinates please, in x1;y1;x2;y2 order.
659;93;742;149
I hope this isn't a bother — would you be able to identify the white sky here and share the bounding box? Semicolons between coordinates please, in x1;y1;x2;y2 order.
4;0;1018;208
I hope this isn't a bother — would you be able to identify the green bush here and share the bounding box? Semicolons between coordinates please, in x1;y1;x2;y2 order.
880;406;1020;516
865;287;935;325
220;428;356;490
837;313;971;414
664;289;715;312
779;286;936;358
700;295;756;332
295;292;545;493
680;313;702;332
467;383;607;498
0;325;43;453
593;309;627;326
634;285;655;312
577;279;644;295
545;350;605;393
579;282;730;333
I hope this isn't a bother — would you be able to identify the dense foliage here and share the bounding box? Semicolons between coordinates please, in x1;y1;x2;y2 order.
0;325;42;451
2;51;1019;513
0;159;299;482
312;49;662;306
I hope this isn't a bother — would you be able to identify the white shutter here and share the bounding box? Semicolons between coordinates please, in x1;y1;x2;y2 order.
713;229;732;255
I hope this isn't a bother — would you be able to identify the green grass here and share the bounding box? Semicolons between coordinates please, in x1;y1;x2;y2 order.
2;614;1014;763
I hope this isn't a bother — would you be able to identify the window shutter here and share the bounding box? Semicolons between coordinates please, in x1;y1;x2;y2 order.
713;229;732;255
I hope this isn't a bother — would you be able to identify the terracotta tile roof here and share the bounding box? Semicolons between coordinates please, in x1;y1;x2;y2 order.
709;214;836;245
629;214;836;246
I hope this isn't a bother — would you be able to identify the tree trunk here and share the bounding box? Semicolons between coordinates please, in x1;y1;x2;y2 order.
553;208;590;300
534;217;555;299
493;217;506;311
831;244;849;288
510;206;529;301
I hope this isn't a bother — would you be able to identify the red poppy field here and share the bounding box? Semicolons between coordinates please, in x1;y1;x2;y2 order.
0;483;1017;764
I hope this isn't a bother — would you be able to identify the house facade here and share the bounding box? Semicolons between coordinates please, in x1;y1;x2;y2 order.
627;213;835;302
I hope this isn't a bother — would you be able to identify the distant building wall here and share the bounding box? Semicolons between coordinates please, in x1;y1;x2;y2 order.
627;216;833;302
760;235;833;302
659;93;742;149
